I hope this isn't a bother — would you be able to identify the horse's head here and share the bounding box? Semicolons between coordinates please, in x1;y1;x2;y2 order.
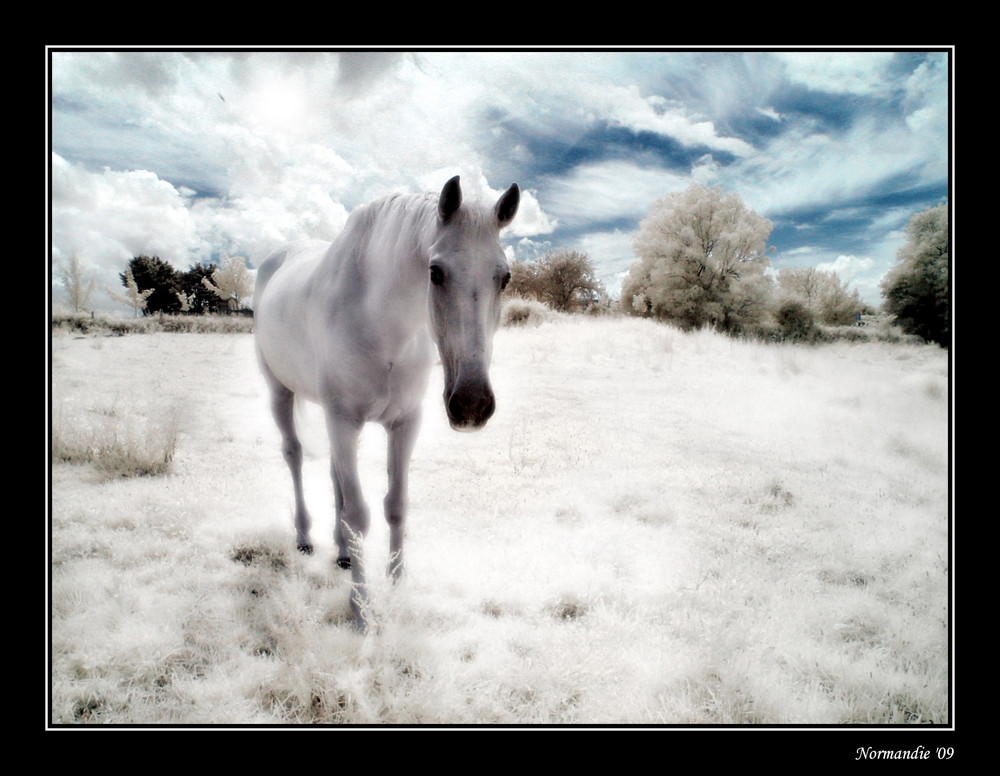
428;175;519;431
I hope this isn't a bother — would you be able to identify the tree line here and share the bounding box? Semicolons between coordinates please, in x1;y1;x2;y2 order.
60;254;255;317
504;185;946;346
614;184;947;346
57;183;948;347
511;245;871;337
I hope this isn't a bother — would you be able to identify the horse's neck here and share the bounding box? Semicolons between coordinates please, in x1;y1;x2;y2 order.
355;195;437;344
371;194;437;270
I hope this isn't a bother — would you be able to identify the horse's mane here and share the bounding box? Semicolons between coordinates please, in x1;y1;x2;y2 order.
353;189;498;247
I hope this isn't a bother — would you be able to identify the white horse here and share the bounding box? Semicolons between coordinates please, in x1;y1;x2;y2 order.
254;176;520;631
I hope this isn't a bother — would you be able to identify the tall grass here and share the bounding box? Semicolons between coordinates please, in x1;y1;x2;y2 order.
51;399;181;478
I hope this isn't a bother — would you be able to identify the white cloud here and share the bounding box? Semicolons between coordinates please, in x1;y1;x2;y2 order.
545;159;687;229
816;254;874;282
775;51;897;96
602;85;756;157
50;149;353;312
51;153;205;303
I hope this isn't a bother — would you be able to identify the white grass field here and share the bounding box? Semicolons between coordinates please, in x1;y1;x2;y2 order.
48;314;951;726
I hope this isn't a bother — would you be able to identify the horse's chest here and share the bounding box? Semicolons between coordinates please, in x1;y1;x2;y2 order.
326;334;433;423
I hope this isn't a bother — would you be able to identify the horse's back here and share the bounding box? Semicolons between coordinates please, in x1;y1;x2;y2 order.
257;239;329;294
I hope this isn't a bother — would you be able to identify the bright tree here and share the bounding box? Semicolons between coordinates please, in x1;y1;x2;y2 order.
509;250;607;312
880;203;949;347
202;256;255;312
776;266;863;326
623;184;773;332
107;268;153;317
58;251;96;312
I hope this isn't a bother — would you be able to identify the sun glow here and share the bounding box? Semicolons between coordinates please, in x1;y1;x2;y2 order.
251;76;309;134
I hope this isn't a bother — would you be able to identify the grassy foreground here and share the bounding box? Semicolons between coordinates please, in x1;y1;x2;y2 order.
48;315;950;726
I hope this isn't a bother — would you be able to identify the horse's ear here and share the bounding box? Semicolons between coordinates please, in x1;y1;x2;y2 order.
495;183;520;228
438;176;463;223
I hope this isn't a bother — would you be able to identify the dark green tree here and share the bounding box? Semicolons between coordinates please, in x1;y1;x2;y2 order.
120;255;181;315
880;203;949;347
179;263;227;314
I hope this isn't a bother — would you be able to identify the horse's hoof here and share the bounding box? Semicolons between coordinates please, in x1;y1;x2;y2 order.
297;543;314;555
336;556;352;570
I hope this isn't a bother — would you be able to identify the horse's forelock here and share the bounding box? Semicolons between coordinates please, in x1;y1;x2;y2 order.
445;200;503;235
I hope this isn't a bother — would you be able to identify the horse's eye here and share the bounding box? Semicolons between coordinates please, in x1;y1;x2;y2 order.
500;271;511;291
430;265;445;286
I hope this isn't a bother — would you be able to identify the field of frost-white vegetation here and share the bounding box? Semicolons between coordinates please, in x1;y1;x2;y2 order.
48;313;950;726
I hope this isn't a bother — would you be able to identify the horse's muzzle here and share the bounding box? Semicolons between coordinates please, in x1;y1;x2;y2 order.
446;382;496;430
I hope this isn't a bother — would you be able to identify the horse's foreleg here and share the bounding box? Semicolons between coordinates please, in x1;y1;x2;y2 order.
265;374;313;554
385;412;421;581
327;413;371;632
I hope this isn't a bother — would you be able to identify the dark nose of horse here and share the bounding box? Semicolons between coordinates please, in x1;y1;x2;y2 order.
447;384;496;430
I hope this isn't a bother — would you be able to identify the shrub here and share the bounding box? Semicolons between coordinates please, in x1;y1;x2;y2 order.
502;297;555;327
774;299;819;342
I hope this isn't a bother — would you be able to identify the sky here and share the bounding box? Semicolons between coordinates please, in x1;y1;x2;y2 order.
48;48;951;313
